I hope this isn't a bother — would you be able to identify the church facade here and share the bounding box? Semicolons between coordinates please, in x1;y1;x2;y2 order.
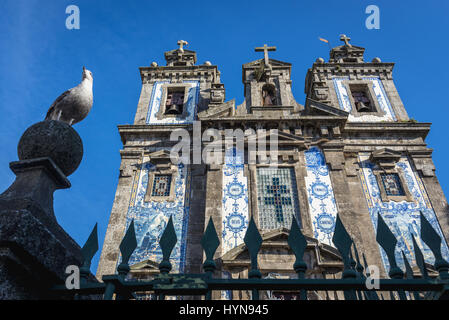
96;37;449;299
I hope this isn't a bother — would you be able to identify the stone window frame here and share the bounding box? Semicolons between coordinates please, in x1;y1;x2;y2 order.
144;166;178;202
156;83;190;119
253;164;302;231
253;81;281;107
342;80;386;118
373;167;413;203
261;83;277;106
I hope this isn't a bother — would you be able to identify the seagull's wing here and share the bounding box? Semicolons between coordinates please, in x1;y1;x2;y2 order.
45;88;72;120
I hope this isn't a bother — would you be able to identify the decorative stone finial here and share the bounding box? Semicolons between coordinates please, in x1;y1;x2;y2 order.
372;57;382;63
316;57;325;64
18;120;83;176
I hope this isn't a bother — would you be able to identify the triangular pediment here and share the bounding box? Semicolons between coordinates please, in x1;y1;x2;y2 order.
332;45;365;52
371;148;402;159
147;149;172;159
164;48;196;55
198;99;235;119
243;58;291;68
130;259;160;272
221;229;342;270
369;148;402;169
330;44;366;63
305;98;349;117
246;129;305;144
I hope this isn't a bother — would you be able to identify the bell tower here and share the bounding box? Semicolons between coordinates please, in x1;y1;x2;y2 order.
305;34;409;122
238;44;303;116
97;41;225;278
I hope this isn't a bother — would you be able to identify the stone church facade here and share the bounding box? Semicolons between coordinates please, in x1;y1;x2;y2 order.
96;37;449;299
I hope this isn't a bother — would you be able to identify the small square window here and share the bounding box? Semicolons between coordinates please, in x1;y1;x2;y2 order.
151;174;172;197
380;173;405;196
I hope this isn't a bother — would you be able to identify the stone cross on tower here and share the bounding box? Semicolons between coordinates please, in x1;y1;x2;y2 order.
255;44;277;67
339;34;352;47
177;40;188;53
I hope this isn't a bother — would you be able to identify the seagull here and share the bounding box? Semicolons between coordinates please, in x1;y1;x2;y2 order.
45;66;93;125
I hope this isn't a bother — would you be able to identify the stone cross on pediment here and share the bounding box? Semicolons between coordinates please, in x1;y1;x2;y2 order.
339;34;352;47
255;44;277;67
177;40;188;52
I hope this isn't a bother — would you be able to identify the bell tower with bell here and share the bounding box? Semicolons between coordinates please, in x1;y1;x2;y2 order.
304;34;410;122
97;40;226;278
238;44;303;116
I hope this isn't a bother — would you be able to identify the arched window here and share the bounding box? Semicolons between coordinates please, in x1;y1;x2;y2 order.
262;84;276;106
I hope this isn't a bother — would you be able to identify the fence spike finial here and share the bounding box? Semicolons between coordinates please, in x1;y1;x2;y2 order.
361;252;380;300
402;251;420;300
288;215;308;300
411;235;429;279
419;212;449;279
81;223;99;269
118;220;137;277
201;217;220;273
402;251;413;278
80;223;99;282
332;214;357;300
376;213;403;279
159;215;177;274
353;243;363;274
288;215;307;277
244;216;262;278
244;216;262;300
332;214;356;278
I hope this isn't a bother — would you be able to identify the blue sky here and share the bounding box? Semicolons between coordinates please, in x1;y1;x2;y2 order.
1;0;449;275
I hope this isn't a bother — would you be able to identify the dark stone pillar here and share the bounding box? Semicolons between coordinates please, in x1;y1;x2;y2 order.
0;120;94;299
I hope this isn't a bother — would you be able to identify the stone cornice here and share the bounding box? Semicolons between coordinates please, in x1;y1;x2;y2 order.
311;62;395;69
118;124;192;145
200;115;348;122
305;62;395;88
342;122;431;139
139;65;219;83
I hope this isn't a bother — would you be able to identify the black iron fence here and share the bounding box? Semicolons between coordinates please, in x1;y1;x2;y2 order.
52;211;449;300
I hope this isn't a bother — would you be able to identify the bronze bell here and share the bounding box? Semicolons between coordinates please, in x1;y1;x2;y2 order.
356;102;371;112
166;103;182;115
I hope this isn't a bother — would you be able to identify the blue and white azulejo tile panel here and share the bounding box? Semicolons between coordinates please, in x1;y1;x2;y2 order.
124;159;191;272
145;80;200;125
332;77;397;122
304;147;338;246
358;154;449;271
220;271;232;300
221;148;249;255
